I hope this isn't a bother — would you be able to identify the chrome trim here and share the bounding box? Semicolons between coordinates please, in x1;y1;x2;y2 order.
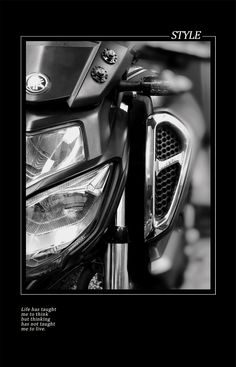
127;67;147;80
120;102;129;112
105;191;129;289
105;243;129;289
145;112;192;238
105;243;111;289
155;152;185;172
116;191;126;227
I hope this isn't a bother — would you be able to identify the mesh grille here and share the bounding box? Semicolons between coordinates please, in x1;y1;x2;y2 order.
156;125;182;161
155;163;180;219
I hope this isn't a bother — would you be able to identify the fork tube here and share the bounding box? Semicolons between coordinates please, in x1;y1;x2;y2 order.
105;191;129;289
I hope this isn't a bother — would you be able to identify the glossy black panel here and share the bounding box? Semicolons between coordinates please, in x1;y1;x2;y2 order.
26;41;100;102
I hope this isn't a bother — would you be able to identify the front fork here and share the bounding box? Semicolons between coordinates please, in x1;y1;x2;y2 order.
105;191;129;289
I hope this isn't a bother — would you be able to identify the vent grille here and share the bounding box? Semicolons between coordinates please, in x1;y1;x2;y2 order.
145;112;191;238
155;163;180;219
156;125;182;161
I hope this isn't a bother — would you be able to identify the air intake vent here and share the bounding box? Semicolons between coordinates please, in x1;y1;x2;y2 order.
156;124;182;161
155;163;180;219
144;112;192;238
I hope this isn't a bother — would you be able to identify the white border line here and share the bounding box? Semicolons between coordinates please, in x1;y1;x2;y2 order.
20;36;23;295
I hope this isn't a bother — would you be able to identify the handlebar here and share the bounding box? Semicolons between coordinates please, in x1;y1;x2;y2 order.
118;73;193;96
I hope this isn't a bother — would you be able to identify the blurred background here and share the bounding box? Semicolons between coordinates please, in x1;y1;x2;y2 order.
124;41;211;289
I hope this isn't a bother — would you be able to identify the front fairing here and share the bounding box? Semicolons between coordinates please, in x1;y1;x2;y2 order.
25;41;133;289
26;40;133;107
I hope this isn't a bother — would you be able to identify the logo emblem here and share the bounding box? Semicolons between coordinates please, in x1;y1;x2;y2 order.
26;73;49;94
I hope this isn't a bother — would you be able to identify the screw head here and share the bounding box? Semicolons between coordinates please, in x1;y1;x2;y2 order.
101;48;118;64
91;66;108;83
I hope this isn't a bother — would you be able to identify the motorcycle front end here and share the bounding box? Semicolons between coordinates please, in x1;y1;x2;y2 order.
24;40;205;292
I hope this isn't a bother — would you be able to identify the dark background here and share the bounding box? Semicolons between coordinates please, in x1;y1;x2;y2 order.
0;0;235;363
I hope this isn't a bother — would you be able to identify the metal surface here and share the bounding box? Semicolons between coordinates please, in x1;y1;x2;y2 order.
127;66;148;80
91;66;108;83
105;242;129;289
26;41;100;102
116;191;126;227
119;76;192;95
145;112;192;238
105;191;129;289
101;48;118;64
68;41;133;108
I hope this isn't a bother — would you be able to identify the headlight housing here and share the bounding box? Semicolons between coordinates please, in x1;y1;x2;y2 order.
26;125;85;188
26;164;112;269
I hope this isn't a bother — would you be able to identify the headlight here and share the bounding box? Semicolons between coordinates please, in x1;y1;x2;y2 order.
26;164;111;268
26;125;85;188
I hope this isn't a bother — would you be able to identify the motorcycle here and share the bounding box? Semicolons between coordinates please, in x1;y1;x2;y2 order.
25;40;207;291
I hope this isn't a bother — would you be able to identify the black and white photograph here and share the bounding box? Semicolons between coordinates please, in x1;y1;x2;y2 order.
0;0;235;360
24;39;212;293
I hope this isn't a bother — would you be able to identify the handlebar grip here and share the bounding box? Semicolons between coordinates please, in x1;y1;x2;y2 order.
118;73;192;96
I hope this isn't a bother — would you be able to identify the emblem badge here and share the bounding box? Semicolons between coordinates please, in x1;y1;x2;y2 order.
26;73;49;94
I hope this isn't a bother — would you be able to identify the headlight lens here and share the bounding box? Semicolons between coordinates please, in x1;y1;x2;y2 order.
26;125;85;188
26;164;111;268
